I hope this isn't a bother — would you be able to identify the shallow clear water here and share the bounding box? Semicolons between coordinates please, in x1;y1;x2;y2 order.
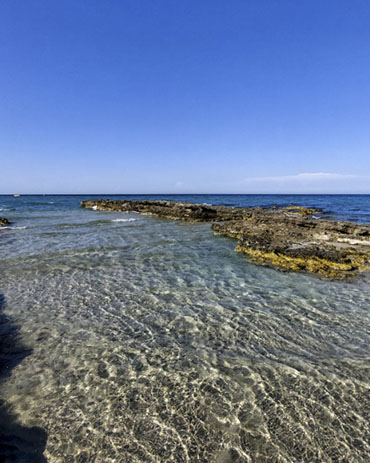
1;195;370;462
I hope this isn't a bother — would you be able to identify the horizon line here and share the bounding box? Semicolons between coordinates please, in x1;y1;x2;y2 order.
1;193;370;196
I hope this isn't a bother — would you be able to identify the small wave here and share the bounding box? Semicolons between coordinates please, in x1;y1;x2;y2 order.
112;218;137;222
24;201;52;206
0;226;27;230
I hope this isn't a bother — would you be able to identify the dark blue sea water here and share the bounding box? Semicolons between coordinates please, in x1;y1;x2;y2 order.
1;193;370;224
1;195;370;462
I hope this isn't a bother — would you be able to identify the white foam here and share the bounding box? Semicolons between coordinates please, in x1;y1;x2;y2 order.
1;226;27;230
112;218;137;222
92;205;98;210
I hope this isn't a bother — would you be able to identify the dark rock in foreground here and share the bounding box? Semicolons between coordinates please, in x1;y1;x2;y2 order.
0;217;9;227
81;199;370;279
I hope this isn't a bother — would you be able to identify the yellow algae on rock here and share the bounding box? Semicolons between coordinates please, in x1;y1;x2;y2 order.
235;246;370;279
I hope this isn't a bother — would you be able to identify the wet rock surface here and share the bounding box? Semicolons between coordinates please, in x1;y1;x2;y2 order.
81;199;252;221
81;200;370;279
0;217;9;227
212;216;370;279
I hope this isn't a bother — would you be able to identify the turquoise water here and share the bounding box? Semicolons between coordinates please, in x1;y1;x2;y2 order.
1;195;370;462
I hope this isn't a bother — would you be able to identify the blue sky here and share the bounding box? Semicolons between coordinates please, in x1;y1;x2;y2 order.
1;0;369;194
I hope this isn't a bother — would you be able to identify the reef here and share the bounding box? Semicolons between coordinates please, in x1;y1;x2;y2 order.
212;216;370;279
81;200;370;279
80;199;253;221
0;217;9;227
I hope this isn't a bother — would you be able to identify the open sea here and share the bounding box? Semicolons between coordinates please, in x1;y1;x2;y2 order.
1;194;370;463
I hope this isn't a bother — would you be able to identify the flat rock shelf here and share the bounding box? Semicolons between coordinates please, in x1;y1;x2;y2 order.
81;199;370;279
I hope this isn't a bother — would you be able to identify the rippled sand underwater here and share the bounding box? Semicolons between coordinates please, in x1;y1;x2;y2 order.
1;207;370;462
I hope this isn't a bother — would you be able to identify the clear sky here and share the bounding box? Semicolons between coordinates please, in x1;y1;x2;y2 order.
1;0;370;194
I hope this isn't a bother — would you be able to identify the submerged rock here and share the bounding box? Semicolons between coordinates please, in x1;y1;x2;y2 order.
0;217;9;227
81;199;370;279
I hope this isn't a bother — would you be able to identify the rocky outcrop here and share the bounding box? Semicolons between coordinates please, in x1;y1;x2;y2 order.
81;199;370;279
81;199;255;221
81;199;322;222
0;217;9;227
212;216;370;279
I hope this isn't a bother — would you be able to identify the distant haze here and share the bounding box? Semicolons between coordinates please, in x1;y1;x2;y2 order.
1;0;369;194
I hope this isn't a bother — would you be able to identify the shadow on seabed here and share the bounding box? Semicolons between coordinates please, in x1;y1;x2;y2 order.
0;293;47;462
